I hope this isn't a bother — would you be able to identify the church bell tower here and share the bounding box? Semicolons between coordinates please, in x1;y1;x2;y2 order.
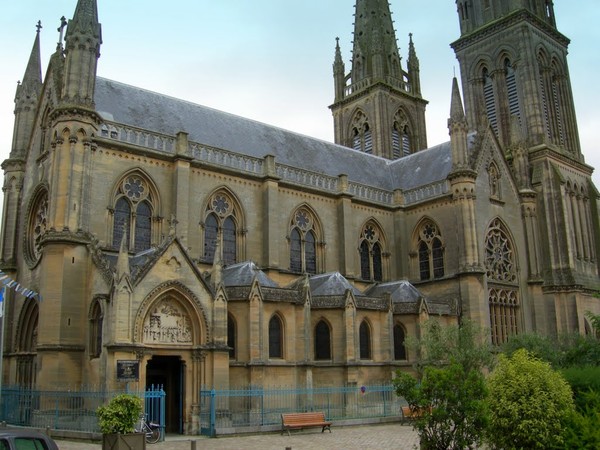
452;0;600;332
330;0;428;160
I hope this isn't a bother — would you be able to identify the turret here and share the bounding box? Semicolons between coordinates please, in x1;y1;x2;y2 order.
11;22;43;160
61;0;102;106
333;37;345;103
448;77;469;170
407;33;421;98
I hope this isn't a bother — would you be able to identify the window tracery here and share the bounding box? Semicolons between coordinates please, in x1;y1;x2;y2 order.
112;174;155;253
289;207;320;274
392;110;411;159
28;190;49;263
416;220;444;280
359;222;384;281
485;219;520;345
203;191;239;265
351;111;373;154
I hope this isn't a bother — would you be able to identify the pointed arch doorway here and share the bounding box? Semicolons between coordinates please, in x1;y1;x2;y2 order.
146;355;185;434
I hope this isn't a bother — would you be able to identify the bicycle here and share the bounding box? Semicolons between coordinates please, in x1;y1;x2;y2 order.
135;413;161;444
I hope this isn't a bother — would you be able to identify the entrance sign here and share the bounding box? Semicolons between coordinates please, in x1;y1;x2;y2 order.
117;360;139;381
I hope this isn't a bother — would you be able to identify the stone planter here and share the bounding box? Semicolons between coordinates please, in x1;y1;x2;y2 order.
102;432;146;450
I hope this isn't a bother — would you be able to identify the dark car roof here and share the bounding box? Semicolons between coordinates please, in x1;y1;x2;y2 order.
0;428;58;449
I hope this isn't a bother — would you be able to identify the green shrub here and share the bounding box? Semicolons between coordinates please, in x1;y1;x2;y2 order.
561;390;600;449
561;366;600;408
486;349;575;450
96;394;143;434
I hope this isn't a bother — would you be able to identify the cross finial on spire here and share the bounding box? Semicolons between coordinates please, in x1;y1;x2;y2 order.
57;16;67;46
36;21;42;34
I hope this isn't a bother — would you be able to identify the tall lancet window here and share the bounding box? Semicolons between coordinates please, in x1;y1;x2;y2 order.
483;68;498;133
392;110;412;159
350;111;372;154
504;59;520;121
203;191;240;265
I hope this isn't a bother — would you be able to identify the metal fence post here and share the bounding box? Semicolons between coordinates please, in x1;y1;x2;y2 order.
209;389;216;438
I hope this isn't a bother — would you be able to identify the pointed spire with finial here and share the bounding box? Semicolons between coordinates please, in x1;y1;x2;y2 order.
333;37;346;102
407;33;421;96
115;227;130;280
351;0;402;83
61;0;102;106
448;77;469;170
11;21;43;159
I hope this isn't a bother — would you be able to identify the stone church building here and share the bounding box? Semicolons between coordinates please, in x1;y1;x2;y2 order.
1;0;599;433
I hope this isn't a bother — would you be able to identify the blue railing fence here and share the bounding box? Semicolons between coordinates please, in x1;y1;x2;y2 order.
200;384;404;437
0;385;165;437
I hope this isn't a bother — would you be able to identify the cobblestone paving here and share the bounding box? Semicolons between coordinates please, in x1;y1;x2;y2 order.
54;423;420;450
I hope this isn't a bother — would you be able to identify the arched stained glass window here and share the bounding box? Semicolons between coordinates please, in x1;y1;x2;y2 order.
360;241;370;280
227;314;236;359
289;208;320;274
416;220;444;281
359;222;385;282
204;213;218;263
223;217;237;265
268;315;283;359
485;219;520;345
134;200;152;252
393;324;407;360
315;320;331;360
90;300;103;358
113;197;130;248
203;191;240;265
112;173;156;252
359;321;371;360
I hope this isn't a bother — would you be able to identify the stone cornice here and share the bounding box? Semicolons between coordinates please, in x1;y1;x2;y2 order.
451;10;569;53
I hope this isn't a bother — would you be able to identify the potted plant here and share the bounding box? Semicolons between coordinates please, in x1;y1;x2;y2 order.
97;393;146;450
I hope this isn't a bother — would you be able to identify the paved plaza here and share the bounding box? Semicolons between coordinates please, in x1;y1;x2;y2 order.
53;423;420;450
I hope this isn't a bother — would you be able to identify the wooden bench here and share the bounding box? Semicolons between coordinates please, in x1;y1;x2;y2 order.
281;412;332;436
401;405;432;423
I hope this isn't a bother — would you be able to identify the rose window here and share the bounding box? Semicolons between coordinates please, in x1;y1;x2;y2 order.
485;225;516;282
212;195;231;216
32;195;49;259
295;210;311;230
123;176;147;201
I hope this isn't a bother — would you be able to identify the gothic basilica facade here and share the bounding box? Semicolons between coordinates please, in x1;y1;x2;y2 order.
1;0;599;433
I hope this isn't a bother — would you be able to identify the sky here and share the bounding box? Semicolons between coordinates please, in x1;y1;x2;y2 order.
0;0;599;194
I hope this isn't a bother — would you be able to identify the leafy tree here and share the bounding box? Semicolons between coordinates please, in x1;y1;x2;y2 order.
486;349;575;450
395;363;488;450
393;319;493;449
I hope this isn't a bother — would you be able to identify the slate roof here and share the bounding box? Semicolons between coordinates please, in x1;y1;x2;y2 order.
94;77;458;193
308;272;363;297
219;261;279;288
364;280;425;303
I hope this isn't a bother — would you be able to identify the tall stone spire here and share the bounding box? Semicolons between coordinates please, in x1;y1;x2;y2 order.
351;0;401;83
330;0;428;159
448;77;469;170
61;0;102;106
333;37;345;102
407;33;421;97
11;22;43;159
